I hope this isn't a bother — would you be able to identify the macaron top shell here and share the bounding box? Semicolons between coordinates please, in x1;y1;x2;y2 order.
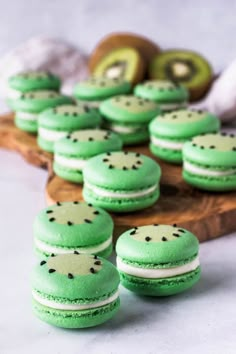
149;109;220;139
83;151;161;190
55;129;122;157
8;71;61;92
8;90;73;113
183;133;236;167
32;253;120;302
134;80;189;103
33;202;113;247
74;77;131;100
116;224;199;267
100;95;160;123
38;104;101;130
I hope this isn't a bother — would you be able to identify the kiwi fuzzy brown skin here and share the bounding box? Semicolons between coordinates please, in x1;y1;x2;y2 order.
89;32;161;73
148;49;213;102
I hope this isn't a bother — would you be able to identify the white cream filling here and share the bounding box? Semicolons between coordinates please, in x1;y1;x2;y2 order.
17;111;38;121
85;182;158;199
54;154;87;170
35;235;112;255
38;127;68;142
151;136;184;150
116;256;200;279
32;289;119;311
75;99;101;108
7;87;22;99
108;124;145;134
159;102;187;111
184;160;236;177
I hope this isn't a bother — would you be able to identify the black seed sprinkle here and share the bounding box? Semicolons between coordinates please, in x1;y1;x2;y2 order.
145;236;151;242
107;152;111;156
94;255;98;259
73;112;78;117
123;166;127;170
233;147;236;151
94;260;101;265
93;211;100;215
90;267;95;274
162;237;167;241
209;145;215;149
88;137;94;141
178;229;185;233
136;160;142;165
66;135;71;139
40;260;46;266
108;164;114;169
88;203;93;207
230;134;235;138
130;230;136;235
73;201;79;204
73;139;78;143
153;223;159;226
136;153;140;157
51;253;55;257
173;223;177;227
49;217;55;222
68;273;74;279
173;233;180;237
221;132;227;136
74;250;80;254
56;201;61;206
200;146;204;149
124;151;129;155
132;165;137;170
103;158;109;162
46;210;53;214
84;218;92;224
48;269;56;273
67;221;73;226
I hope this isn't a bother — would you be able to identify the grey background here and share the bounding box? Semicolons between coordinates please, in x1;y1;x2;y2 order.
0;0;235;73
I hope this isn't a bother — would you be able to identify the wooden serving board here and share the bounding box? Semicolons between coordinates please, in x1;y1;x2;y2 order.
1;113;236;243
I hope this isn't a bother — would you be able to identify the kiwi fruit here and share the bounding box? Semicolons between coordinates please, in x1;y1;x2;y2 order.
92;47;145;85
89;32;161;73
149;49;213;101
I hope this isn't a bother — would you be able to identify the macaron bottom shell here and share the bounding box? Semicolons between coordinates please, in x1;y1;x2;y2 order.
183;170;236;191
83;187;160;213
53;161;84;183
37;136;55;153
15;116;38;133
32;296;120;328
119;267;201;296
150;143;182;164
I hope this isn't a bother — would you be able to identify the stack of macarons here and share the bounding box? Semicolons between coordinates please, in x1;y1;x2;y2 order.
7;71;72;133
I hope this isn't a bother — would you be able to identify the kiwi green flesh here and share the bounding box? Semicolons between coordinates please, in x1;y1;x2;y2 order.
149;51;213;93
94;47;141;83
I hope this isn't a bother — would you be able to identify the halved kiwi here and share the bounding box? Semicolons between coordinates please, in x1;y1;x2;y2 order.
93;47;145;85
89;32;161;71
149;49;213;101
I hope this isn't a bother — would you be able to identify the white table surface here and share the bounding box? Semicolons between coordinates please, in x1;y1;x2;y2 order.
0;123;236;354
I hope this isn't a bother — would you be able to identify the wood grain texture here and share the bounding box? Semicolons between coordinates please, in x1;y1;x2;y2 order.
1;113;236;243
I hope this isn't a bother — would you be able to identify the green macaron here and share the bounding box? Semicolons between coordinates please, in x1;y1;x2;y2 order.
33;201;114;258
37;104;101;153
8;90;72;133
54;129;123;183
99;95;161;145
134;80;189;111
74;77;131;107
116;224;200;296
83;151;161;212
183;132;236;191
32;253;120;328
7;71;61;98
149;109;220;164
